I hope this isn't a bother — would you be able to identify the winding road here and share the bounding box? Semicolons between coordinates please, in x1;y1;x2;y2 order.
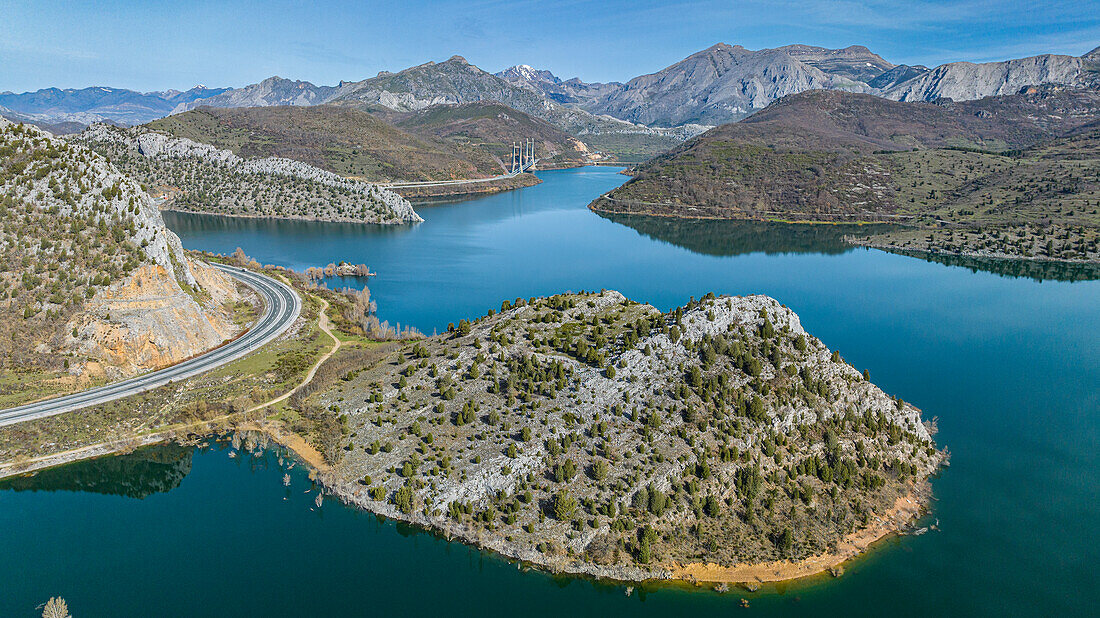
0;263;302;428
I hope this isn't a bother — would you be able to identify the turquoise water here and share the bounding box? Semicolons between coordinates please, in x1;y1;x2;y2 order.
2;167;1098;616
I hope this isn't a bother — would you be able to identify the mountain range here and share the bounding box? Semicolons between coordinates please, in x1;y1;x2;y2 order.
0;85;228;126
2;43;1097;137
559;43;1098;126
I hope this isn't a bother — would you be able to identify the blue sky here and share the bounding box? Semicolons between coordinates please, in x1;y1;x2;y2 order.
1;0;1097;93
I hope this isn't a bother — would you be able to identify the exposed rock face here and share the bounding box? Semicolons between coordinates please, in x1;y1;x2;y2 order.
71;263;241;378
884;54;1085;102
584;43;873;126
0;117;248;379
77;123;422;223
775;44;894;83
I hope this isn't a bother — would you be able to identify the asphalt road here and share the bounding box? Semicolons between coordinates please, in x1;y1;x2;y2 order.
0;263;302;428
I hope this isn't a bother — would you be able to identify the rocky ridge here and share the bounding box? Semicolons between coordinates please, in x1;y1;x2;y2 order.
883;53;1087;102
77;124;422;223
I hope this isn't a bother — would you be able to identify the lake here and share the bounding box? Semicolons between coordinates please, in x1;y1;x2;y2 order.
2;167;1097;616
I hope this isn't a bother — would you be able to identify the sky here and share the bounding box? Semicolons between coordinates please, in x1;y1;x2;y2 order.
1;0;1098;93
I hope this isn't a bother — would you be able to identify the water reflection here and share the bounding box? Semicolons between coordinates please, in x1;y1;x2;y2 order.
602;213;1099;281
0;443;193;499
599;213;891;256
889;249;1100;282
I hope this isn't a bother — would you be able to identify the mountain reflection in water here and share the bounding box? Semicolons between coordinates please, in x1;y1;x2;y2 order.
602;213;1098;282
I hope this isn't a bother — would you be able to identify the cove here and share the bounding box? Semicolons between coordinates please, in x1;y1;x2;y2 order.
2;167;1097;616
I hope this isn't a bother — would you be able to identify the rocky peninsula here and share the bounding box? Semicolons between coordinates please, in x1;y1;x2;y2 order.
75;123;422;224
306;290;943;583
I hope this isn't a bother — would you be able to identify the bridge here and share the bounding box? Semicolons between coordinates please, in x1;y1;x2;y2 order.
377;139;538;190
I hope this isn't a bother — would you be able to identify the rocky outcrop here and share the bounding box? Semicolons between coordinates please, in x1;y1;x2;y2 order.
70;263;241;379
884;53;1085;102
314;290;941;580
78;124;422;223
0;117;250;379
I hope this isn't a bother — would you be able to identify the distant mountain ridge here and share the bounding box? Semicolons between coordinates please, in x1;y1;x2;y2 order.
3;42;1096;140
0;85;227;126
495;64;620;104
170;76;341;114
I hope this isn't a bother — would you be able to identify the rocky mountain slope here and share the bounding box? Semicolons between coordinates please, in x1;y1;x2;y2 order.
0;85;228;126
883;53;1087;102
0;117;248;386
582;43;875;126
326;56;701;152
867;65;930;90
77;123;421;223
582;44;1099;127
777;44;895;83
309;290;941;580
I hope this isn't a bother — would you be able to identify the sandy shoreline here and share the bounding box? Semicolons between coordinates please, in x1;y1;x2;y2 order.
669;490;926;585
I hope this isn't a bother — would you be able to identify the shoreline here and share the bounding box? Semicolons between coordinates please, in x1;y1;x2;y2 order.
0;420;933;589
669;488;928;586
588;202;909;226
590;205;1100;265
848;238;1100;266
274;425;935;588
160;206;416;226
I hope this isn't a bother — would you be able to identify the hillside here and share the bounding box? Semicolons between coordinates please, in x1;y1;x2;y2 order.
852;125;1100;261
390;101;589;169
146;105;504;181
591;89;1100;261
77;123;422;224
0;118;248;404
307;291;941;581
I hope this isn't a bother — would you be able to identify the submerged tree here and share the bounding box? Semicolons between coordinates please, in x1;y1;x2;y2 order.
42;597;70;618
